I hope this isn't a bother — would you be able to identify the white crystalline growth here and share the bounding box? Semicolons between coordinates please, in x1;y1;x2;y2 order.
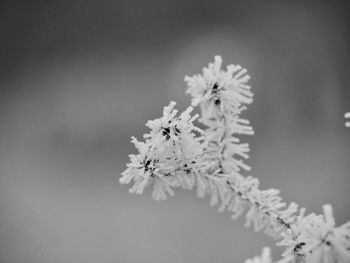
120;101;203;200
345;112;350;127
278;205;350;263
244;247;294;263
185;55;253;130
120;56;350;263
245;248;273;263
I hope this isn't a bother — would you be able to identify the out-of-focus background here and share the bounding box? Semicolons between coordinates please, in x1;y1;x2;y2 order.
0;1;349;263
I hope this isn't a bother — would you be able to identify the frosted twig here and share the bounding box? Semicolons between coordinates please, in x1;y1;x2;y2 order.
120;56;350;263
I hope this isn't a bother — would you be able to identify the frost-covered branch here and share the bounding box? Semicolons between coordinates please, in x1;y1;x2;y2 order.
120;56;350;263
278;205;350;263
185;56;297;239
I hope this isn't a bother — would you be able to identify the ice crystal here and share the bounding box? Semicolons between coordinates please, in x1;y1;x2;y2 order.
278;205;350;263
120;101;202;200
245;248;273;263
244;247;295;263
185;55;253;131
345;112;350;127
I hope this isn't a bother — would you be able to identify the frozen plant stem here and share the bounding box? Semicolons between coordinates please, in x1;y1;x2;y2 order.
120;56;350;263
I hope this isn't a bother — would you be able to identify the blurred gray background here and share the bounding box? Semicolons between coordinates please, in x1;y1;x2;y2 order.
0;1;349;263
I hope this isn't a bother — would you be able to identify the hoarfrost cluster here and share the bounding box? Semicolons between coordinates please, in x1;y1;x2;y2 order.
120;56;350;263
